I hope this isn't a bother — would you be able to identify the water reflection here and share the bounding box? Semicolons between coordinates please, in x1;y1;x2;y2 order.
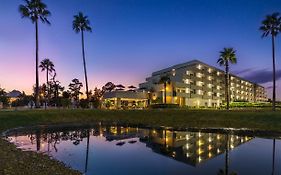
6;125;280;175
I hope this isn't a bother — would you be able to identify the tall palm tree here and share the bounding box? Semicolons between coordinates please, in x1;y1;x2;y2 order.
217;48;237;110
39;58;55;107
72;12;92;101
158;75;171;104
260;12;281;111
19;0;51;108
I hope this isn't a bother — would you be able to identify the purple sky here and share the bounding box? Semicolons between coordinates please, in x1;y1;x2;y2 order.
0;0;281;100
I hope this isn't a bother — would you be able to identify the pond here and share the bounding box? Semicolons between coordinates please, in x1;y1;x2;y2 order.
4;124;281;175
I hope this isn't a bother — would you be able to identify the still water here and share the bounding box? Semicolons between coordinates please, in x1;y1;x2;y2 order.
5;125;281;175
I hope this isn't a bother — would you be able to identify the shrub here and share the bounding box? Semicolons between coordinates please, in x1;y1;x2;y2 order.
149;103;179;109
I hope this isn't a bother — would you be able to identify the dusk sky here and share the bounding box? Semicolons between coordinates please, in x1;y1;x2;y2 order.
0;0;281;99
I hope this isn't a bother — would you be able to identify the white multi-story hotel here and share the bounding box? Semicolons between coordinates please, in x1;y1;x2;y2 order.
139;60;267;107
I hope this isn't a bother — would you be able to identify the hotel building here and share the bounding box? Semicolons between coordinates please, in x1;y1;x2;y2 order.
139;60;267;107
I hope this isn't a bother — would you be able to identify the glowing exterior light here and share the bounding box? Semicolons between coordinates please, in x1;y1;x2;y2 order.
217;135;220;140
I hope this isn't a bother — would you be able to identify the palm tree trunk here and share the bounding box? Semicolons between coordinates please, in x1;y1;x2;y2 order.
164;83;167;104
225;62;229;110
81;30;89;101
35;20;40;108
45;68;49;110
272;35;276;111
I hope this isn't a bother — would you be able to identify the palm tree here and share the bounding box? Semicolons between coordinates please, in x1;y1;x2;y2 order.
19;0;51;108
158;75;171;104
39;58;55;107
260;12;281;111
72;12;92;101
217;48;237;110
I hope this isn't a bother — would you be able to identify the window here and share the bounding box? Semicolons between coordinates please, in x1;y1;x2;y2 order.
184;79;190;84
208;68;212;73
196;81;203;87
196;73;203;78
197;64;202;70
208;84;212;88
198;90;203;95
172;69;176;76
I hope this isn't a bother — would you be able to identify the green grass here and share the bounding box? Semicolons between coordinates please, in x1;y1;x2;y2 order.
0;109;281;174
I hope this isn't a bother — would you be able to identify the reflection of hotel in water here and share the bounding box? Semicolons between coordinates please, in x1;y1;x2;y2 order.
141;129;252;166
9;125;252;166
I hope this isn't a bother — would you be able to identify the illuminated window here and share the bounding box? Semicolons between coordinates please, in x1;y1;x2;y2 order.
197;64;202;70
186;70;189;75
198;90;203;95
208;84;212;88
196;73;203;78
208;92;212;96
217;71;220;76
186;88;190;93
217;86;220;90
217;93;220;97
184;79;190;84
208;68;212;73
208;76;212;80
196;81;203;87
172;69;176;76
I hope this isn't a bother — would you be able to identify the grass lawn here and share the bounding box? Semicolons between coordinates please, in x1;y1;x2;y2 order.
0;109;281;174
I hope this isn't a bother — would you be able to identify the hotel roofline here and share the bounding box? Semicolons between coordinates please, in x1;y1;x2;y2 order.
150;59;264;88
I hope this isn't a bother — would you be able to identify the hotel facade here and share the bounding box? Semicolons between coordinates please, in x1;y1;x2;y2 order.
139;60;267;107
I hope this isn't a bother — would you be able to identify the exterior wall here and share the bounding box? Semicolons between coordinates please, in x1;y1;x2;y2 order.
140;60;267;107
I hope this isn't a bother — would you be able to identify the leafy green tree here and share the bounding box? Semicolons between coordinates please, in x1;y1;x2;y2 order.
72;12;92;101
217;48;237;110
0;88;10;107
69;78;83;107
158;75;171;104
61;90;71;108
19;0;51;108
39;58;55;106
49;72;64;106
260;12;281;111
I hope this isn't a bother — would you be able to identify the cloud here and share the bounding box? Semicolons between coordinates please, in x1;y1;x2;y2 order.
242;69;281;84
233;68;256;75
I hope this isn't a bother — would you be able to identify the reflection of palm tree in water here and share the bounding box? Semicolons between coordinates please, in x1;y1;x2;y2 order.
217;133;237;175
272;139;276;175
36;130;41;151
85;129;90;174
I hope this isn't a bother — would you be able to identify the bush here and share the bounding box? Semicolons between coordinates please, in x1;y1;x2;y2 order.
149;103;179;109
79;99;89;108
